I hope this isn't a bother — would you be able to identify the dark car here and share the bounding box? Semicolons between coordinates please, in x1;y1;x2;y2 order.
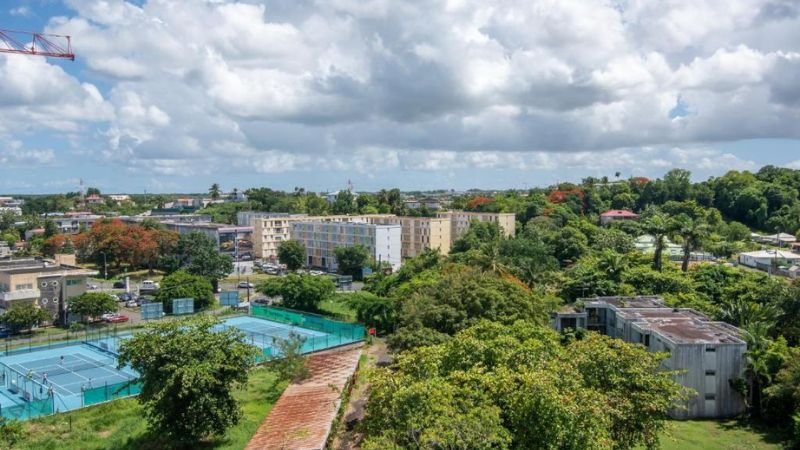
113;280;125;289
119;292;133;302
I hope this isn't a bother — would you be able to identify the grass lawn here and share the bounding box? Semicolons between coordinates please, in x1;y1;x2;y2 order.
17;367;286;450
319;297;357;321
657;420;786;450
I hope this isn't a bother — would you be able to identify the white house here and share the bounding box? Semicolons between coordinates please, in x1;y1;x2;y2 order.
738;250;800;269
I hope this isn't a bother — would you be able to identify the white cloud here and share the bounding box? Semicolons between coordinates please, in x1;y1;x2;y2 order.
0;0;796;184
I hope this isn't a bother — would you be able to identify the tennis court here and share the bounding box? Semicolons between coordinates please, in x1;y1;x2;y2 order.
0;343;138;418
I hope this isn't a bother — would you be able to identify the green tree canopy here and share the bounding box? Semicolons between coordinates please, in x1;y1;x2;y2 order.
161;232;233;288
117;315;259;445
155;270;215;312
256;273;335;312
277;239;306;271
69;292;117;322
3;303;50;332
363;320;686;450
334;245;370;280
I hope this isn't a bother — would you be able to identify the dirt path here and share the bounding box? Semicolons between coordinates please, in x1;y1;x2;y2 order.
331;337;391;450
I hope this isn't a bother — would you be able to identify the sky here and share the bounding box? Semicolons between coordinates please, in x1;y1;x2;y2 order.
1;0;800;194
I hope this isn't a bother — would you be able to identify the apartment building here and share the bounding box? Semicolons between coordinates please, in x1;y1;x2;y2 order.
371;216;451;258
291;221;401;272
50;212;104;234
240;213;395;260
552;296;746;419
0;257;96;324
437;210;516;239
161;222;254;260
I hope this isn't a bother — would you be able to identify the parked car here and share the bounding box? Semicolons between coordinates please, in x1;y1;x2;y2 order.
104;314;129;323
101;313;116;321
238;281;255;289
119;292;132;302
113;280;125;289
252;297;270;305
125;300;138;308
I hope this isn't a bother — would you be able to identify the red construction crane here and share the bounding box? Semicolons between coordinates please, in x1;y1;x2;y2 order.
0;29;74;60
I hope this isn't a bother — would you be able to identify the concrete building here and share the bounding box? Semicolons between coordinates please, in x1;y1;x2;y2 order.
0;257;96;324
752;232;797;247
290;220;401;272
404;197;442;211
738;250;800;271
600;209;640;226
552;296;746;419
0;242;10;258
50;212;104;234
162;222;254;260
371;216;451;258
437;211;516;239
107;194;131;203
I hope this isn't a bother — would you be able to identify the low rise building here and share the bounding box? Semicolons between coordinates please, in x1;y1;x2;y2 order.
738;250;800;271
752;232;797;247
437;210;516;239
404;197;442;211
0;257;96;324
600;209;640;226
552;296;746;419
291;220;401;272
50;212;104;234
85;194;104;205
107;194;131;203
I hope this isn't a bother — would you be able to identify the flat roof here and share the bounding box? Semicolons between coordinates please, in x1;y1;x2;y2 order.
582;296;665;309
642;319;744;345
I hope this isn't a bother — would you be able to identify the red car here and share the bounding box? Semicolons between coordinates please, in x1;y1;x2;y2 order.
104;314;129;323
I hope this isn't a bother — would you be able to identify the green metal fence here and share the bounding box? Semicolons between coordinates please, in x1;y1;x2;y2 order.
82;380;142;407
0;395;54;420
250;305;365;342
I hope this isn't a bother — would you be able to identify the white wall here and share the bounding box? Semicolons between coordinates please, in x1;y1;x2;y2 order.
374;225;402;271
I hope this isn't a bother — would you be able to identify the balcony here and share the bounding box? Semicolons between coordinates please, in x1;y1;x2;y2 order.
0;289;41;302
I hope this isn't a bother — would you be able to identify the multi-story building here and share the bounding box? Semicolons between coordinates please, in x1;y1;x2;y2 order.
50;212;104;234
371;216;451;258
552;296;746;419
241;213;395;260
437;211;516;239
161;222;253;260
0;257;96;324
290;221;401;272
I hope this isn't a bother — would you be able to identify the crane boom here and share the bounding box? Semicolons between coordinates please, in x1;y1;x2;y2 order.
0;29;74;60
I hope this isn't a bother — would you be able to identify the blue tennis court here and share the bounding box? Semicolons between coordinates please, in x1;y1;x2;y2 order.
0;343;138;416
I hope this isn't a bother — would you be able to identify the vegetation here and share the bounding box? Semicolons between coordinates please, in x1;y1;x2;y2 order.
334;245;369;280
155;270;215;312
277;239;305;271
2;303;51;333
362;321;686;449
15;367;285;450
117;315;260;446
269;336;310;382
256;273;335;312
160;232;233;290
68;292;117;322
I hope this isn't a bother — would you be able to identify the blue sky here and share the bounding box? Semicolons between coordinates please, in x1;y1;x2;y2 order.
2;0;800;194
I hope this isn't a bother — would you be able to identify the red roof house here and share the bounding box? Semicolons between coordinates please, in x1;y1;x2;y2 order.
600;209;640;225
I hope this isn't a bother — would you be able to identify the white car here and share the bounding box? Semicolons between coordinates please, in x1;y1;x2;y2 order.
238;281;255;289
100;313;115;321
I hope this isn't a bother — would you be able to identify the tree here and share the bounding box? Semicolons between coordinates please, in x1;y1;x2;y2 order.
257;274;335;312
277;240;305;271
343;292;398;334
155;270;215;312
335;245;369;280
209;183;221;200
363;320;685;449
270;335;310;382
162;232;233;291
331;190;357;214
69;292;118;322
3;303;50;333
86;187;101;196
642;211;670;271
117;315;259;445
43;220;59;238
549;226;588;264
671;214;709;272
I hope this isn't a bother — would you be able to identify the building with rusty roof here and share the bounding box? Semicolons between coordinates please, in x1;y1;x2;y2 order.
552;296;746;419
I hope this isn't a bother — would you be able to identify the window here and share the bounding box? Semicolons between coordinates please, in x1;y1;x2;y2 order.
66;279;81;286
705;347;716;352
705;370;716;376
15;283;33;290
704;394;716;401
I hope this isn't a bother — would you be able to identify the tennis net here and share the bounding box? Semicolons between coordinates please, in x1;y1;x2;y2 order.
16;357;113;378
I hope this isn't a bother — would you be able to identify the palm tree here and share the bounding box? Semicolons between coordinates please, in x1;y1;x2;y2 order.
596;251;629;282
718;298;780;329
209;183;221;200
671;214;710;272
643;211;670;271
742;322;774;417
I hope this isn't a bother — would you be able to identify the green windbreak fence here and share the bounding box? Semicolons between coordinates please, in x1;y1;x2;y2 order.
250;305;365;342
83;380;142;407
0;396;54;420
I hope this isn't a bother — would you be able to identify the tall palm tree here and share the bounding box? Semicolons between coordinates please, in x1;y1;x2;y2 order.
209;183;221;200
643;211;669;271
742;322;774;417
671;214;710;272
596;250;629;282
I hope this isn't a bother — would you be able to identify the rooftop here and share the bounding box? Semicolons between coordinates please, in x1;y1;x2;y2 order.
641;319;744;345
740;250;800;259
600;209;640;218
582;295;665;309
